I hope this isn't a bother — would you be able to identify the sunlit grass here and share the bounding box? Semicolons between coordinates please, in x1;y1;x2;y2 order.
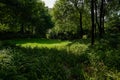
1;37;120;80
67;42;89;54
7;39;89;52
16;41;71;48
8;39;72;49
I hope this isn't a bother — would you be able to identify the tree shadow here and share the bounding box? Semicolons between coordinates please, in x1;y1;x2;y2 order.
96;32;120;49
1;32;120;80
87;32;120;71
1;38;120;80
0;46;89;80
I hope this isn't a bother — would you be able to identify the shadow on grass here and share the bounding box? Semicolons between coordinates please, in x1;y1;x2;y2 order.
87;33;120;72
65;33;120;79
0;46;89;80
0;32;120;80
1;43;120;80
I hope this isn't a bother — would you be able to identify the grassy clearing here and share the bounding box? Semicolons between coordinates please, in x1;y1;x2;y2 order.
7;38;89;54
7;39;72;49
0;36;120;80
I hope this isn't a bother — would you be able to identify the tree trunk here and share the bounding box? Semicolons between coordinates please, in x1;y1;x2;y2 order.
91;0;95;45
94;1;97;36
95;0;100;35
99;0;105;37
20;24;24;34
79;11;83;38
102;1;105;34
74;0;83;39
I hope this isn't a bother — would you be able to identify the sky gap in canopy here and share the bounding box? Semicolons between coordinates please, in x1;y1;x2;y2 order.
42;0;56;8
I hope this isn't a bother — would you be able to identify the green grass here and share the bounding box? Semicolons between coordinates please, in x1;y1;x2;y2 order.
7;38;89;54
1;37;120;80
7;39;72;49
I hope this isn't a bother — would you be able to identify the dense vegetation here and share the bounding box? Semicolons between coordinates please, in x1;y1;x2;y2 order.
0;0;120;80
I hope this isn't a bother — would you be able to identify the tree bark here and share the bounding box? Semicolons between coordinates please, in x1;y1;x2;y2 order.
91;0;95;45
20;24;24;34
102;0;105;34
74;0;83;39
79;11;83;38
99;0;105;37
95;0;100;34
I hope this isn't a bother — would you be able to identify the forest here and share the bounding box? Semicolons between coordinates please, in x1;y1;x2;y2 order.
0;0;120;80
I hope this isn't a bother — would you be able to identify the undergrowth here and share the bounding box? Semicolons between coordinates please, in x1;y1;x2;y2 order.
0;34;120;80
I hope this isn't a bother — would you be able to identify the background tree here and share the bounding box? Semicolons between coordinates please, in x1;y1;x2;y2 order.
67;0;84;38
0;0;53;39
50;0;91;40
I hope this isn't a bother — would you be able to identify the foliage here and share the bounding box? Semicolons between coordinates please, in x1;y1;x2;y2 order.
0;0;120;79
50;0;91;39
0;0;53;38
0;47;86;80
0;32;120;80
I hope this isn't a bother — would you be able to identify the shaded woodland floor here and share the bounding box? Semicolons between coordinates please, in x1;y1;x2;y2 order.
0;33;120;80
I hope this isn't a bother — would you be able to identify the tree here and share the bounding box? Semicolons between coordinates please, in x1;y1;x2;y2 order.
105;0;120;31
99;0;105;37
67;0;84;38
31;2;53;37
52;0;91;39
0;0;53;38
52;0;79;39
91;0;95;45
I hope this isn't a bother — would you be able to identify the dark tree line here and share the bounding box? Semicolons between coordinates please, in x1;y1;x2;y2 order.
0;0;120;45
50;0;120;45
0;0;53;39
91;0;109;45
